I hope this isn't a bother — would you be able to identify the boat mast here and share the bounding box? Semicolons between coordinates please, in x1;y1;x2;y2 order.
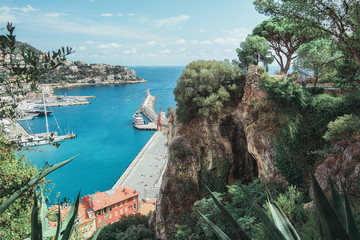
43;92;49;135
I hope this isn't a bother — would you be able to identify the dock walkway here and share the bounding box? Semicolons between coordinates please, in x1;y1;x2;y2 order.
113;131;168;200
140;92;168;127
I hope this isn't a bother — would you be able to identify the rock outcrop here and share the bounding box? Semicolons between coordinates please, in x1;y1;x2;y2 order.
315;141;360;195
151;66;284;239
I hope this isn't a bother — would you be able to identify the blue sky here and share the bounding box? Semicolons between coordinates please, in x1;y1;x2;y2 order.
0;0;267;66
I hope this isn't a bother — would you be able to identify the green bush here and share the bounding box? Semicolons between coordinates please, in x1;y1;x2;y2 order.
323;114;360;144
174;60;244;123
97;214;155;240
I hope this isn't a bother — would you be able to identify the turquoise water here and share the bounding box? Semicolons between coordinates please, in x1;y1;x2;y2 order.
20;66;184;202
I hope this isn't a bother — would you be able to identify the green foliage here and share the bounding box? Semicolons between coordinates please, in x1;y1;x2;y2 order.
323;114;360;144
97;214;155;240
236;35;274;73
293;38;342;86
310;172;360;239
200;158;231;193
0;136;37;239
174;60;244;123
253;18;319;74
199;174;360;240
253;0;360;69
259;74;360;185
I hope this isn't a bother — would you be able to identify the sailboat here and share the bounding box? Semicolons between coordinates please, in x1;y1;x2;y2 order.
17;93;76;147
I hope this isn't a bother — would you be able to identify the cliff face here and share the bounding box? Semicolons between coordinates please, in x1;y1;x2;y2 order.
151;66;284;239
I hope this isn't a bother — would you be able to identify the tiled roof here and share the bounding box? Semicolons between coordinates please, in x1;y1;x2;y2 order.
88;186;138;211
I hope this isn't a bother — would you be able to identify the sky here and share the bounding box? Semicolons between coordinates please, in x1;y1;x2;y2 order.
0;0;268;66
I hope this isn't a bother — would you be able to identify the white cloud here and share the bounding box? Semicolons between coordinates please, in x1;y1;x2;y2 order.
0;14;17;23
179;48;186;51
98;42;122;48
154;14;190;28
79;46;86;50
19;5;40;12
85;41;95;44
175;39;186;45
191;40;198;44
128;13;135;17
199;29;207;33
160;49;171;54
200;40;212;44
225;49;233;53
214;38;239;45
45;12;67;18
101;13;113;17
124;48;137;55
147;41;157;47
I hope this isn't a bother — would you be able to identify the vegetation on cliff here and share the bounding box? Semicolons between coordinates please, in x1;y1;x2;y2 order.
159;1;360;239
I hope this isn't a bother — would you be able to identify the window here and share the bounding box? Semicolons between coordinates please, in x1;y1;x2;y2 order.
109;213;112;220
120;209;123;215
98;218;101;225
115;211;118;217
133;196;135;202
125;199;127;205
120;202;123;207
133;204;136;209
125;207;128;213
115;203;117;209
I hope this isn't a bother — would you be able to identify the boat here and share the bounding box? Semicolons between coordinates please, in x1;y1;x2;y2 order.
15;93;76;147
133;111;145;126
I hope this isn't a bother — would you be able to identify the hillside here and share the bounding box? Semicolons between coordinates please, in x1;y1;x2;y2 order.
2;41;144;85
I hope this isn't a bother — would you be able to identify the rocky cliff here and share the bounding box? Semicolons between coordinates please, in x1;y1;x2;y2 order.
151;66;284;239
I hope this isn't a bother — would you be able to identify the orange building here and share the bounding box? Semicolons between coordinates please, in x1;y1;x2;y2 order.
48;186;139;238
82;186;139;227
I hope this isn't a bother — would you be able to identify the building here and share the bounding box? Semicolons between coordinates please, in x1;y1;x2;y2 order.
48;186;139;238
82;186;139;227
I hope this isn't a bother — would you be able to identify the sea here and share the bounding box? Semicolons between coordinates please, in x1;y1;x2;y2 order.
19;66;185;202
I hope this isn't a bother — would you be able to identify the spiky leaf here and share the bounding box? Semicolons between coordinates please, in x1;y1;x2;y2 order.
31;192;42;240
197;210;231;240
205;185;251;240
340;180;360;240
91;213;109;240
268;195;300;240
60;192;81;240
329;179;346;226
310;172;350;239
238;184;286;240
0;155;78;216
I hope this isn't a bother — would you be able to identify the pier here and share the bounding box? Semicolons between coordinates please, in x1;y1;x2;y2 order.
140;91;168;126
113;131;168;200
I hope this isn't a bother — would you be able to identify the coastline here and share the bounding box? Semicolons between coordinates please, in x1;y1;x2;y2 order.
42;79;147;89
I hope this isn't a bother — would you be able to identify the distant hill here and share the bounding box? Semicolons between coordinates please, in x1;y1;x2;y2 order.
4;41;143;84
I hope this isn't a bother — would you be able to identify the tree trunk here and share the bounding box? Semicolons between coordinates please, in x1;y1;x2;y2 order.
353;51;360;69
282;56;292;75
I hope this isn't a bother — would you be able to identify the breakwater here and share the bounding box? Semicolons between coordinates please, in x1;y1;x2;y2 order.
113;131;168;200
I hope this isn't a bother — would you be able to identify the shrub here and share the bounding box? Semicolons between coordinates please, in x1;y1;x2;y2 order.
323;114;360;144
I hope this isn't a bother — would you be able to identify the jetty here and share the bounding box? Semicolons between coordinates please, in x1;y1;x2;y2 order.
140;89;168;127
113;131;168;200
133;89;169;130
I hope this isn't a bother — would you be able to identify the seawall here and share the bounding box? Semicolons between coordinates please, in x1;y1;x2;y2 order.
113;131;168;200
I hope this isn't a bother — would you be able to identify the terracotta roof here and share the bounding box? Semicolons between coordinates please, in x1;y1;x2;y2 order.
89;186;138;211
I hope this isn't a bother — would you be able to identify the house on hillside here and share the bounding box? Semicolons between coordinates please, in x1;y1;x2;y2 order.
82;186;139;227
48;186;139;238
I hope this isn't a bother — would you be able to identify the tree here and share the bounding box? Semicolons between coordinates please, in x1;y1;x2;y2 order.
236;35;274;73
253;0;360;69
253;18;320;74
174;60;244;123
293;38;342;86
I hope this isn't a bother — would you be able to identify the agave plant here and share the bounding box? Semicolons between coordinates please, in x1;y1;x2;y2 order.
200;172;359;240
27;189;107;240
0;155;78;216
